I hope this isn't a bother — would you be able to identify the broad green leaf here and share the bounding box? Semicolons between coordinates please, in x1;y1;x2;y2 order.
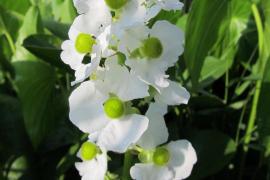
0;6;23;41
258;59;270;157
44;20;69;40
13;61;64;148
184;0;229;90
23;34;71;72
0;95;29;163
189;130;237;179
0;0;31;15
199;0;251;87
12;6;44;61
257;0;270;158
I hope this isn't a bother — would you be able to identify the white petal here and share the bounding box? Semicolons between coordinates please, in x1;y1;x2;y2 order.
126;59;169;91
115;0;148;32
118;23;149;54
75;151;107;180
73;0;89;14
167;140;197;180
161;0;184;11
60;40;84;70
130;163;174;180
150;20;184;67
155;80;190;105
137;103;168;149
97;114;149;153
72;3;111;36
69;81;109;133
103;57;149;101
71;54;101;86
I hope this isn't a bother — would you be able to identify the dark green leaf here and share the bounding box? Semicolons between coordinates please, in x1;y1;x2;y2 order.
13;61;64;148
189;130;237;179
23;34;71;72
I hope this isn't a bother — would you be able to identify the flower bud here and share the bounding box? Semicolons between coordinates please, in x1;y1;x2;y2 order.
81;142;98;161
139;37;163;59
104;97;125;119
153;147;170;166
75;33;96;54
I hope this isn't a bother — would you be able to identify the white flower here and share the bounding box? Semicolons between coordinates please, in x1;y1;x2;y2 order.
154;80;190;106
130;140;197;180
61;25;113;85
118;20;184;90
145;0;184;21
75;136;107;180
69;57;149;153
137;103;169;150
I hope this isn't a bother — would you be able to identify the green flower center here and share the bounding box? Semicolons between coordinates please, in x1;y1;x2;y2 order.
139;37;163;59
153;147;170;166
80;142;98;161
104;97;125;119
75;33;96;54
104;0;128;10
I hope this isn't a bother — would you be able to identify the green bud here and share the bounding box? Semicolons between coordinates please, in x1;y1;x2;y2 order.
81;142;98;161
153;147;170;166
139;37;163;59
75;33;96;54
104;0;128;10
138;150;154;163
104;97;125;119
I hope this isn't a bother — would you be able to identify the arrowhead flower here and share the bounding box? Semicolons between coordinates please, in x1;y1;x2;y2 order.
69;57;149;153
75;136;107;180
118;20;184;90
131;140;197;180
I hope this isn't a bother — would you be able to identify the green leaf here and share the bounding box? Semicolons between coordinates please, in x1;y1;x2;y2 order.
23;34;71;72
0;0;31;15
13;61;64;148
189;130;237;179
44;20;69;40
52;0;76;23
12;6;44;61
0;95;29;163
184;0;229;90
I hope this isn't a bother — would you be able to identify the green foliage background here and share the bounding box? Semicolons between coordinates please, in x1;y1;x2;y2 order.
0;0;270;179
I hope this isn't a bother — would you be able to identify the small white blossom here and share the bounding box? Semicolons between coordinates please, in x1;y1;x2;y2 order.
119;20;184;90
130;140;197;180
69;57;149;153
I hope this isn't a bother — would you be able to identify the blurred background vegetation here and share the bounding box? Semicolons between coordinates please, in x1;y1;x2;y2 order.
0;0;270;179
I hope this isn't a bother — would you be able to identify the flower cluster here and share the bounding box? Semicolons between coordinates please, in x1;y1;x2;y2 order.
61;0;197;179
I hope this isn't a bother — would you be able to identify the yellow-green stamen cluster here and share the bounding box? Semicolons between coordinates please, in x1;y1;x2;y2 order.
104;97;125;119
153;147;170;166
105;0;128;10
75;33;96;54
81;142;98;161
139;37;163;59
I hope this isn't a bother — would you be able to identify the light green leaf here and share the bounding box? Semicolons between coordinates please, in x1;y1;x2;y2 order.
184;0;229;90
52;0;76;23
12;6;44;61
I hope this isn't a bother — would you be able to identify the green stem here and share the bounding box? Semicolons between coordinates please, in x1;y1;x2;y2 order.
122;151;133;180
243;4;264;152
4;31;16;53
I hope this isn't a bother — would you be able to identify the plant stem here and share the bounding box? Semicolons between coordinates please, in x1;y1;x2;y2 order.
122;151;133;180
243;4;264;152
